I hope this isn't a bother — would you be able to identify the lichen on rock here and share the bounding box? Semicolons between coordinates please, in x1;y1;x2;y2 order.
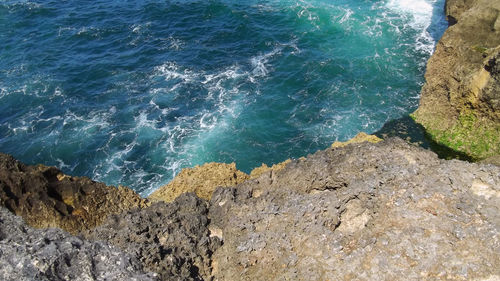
249;159;292;179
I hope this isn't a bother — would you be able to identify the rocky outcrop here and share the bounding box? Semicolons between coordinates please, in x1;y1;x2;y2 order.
208;138;500;280
331;132;382;148
0;207;158;281
413;0;500;160
150;133;381;204
2;2;500;280
444;0;477;25
83;193;220;281
149;162;249;202
249;159;292;179
0;153;148;234
1;139;499;280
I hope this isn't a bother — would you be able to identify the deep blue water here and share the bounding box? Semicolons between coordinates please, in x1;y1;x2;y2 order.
0;0;447;195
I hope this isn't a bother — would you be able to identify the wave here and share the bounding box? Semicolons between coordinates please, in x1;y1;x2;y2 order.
385;0;446;55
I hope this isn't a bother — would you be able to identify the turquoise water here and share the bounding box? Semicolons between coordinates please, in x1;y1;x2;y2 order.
0;0;447;195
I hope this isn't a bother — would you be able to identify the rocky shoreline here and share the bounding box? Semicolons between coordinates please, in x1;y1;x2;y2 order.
1;0;500;280
413;0;500;161
2;138;500;280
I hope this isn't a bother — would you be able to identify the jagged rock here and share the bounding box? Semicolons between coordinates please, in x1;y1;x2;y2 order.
83;193;220;281
249;159;292;179
0;207;158;281
445;0;477;25
0;153;148;234
331;132;382;148
413;0;500;159
209;138;500;280
149;162;249;202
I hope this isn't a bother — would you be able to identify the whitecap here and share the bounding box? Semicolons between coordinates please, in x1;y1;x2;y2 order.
250;47;282;80
385;0;445;55
154;62;200;82
339;8;354;24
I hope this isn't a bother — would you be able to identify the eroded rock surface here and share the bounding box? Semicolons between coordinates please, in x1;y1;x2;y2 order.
1;139;499;280
0;207;157;281
149;162;249;202
84;193;221;281
249;159;292;179
209;138;500;280
331;132;382;148
0;153;148;234
413;0;500;159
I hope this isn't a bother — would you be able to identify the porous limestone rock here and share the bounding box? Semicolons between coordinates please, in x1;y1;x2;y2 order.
149;162;249;202
209;138;500;280
0;153;148;234
331;132;382;148
413;0;500;159
83;193;221;281
1;139;499;280
0;207;158;281
249;159;292;179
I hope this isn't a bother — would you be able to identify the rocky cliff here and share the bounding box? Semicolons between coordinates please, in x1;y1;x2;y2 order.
1;138;499;280
1;1;500;280
413;0;500;160
0;153;148;234
0;207;158;281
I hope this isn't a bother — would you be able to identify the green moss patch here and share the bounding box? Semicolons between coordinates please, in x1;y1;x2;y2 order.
425;112;500;161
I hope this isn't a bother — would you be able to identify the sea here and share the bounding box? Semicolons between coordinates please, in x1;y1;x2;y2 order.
0;0;448;196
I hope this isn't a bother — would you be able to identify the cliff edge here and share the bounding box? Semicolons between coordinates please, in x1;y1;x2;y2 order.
413;0;500;160
1;138;499;280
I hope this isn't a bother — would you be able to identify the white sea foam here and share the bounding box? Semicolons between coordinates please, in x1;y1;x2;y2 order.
339;8;354;24
250;47;282;80
58;26;76;37
162;36;185;51
131;22;151;34
0;87;7;99
386;0;445;54
154;62;200;83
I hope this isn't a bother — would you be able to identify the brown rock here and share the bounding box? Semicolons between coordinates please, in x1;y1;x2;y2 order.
0;153;148;234
413;0;500;159
445;0;477;25
331;132;382;148
249;159;292;179
149;162;249;202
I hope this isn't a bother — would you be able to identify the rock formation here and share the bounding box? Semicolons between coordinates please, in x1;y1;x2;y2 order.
1;139;499;280
149;133;380;204
83;193;220;281
0;153;148;234
249;159;292;179
208;138;500;280
331;132;382;148
0;207;158;281
149;162;249;202
1;1;500;280
413;0;500;160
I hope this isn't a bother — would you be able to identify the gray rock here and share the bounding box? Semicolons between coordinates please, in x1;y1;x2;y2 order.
209;138;500;280
1;138;499;280
83;193;220;281
0;207;157;281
